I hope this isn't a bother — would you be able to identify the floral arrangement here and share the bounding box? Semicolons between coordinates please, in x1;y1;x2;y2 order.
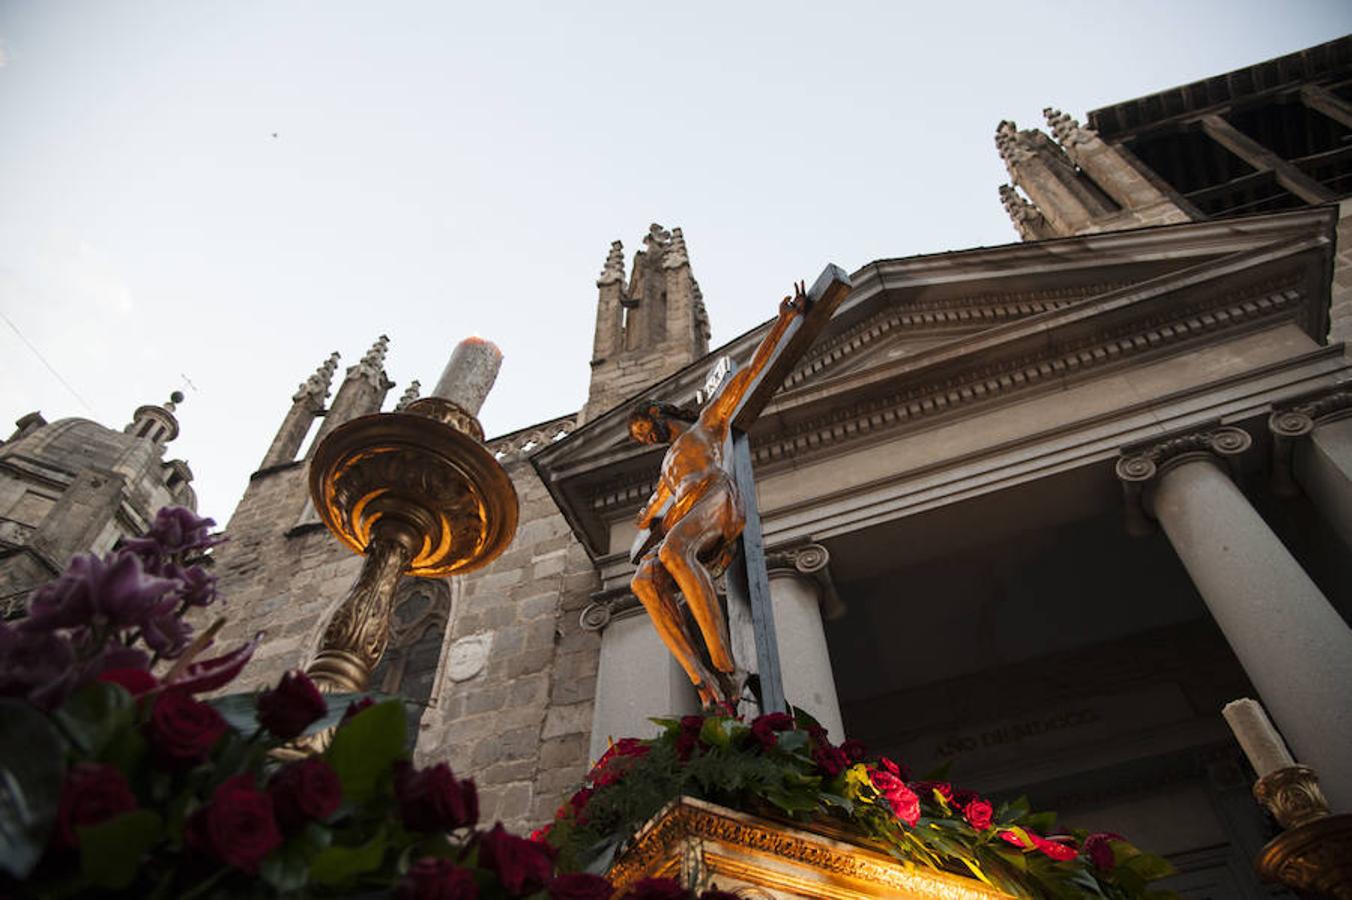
0;507;740;900
541;711;1181;900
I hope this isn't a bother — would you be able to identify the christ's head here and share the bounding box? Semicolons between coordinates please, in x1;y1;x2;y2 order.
628;400;696;445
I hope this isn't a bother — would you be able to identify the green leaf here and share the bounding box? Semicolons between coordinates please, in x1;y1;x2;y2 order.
324;700;406;804
776;730;809;754
78;809;164;889
1024;810;1058;833
54;681;134;758
260;835;311;893
1122;852;1175;881
309;828;389;885
0;701;66;878
699;717;732;749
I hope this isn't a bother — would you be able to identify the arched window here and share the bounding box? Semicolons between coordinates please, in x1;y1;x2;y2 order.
369;577;452;746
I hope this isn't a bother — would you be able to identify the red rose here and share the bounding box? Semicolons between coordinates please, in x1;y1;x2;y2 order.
699;891;740;900
749;712;795;751
394;761;479;832
915;780;953;804
839;739;868;763
268;757;341;832
811;741;848;777
869;769;921;826
620;878;688;899
54;763;138;847
1082;832;1124;870
397;856;479;900
675;716;704;761
547;872;614;899
256;669;326;739
963;798;993;830
879;756;911;780
97;667;158;697
530;824;554;843
186;775;281;873
478;821;556;896
590;738;649;787
147;690;226;766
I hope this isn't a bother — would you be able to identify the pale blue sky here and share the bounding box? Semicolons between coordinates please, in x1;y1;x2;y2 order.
2;2;1350;522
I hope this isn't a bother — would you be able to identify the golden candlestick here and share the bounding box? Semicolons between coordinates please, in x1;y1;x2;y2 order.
1250;766;1352;899
305;394;518;694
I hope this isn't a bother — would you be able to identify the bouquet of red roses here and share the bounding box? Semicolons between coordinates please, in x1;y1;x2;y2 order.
543;711;1180;899
0;506;737;900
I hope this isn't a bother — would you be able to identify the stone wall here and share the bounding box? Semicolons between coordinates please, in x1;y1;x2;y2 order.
416;459;601;834
210;447;603;836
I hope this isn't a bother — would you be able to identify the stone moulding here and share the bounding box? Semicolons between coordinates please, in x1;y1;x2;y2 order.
607;796;1012;899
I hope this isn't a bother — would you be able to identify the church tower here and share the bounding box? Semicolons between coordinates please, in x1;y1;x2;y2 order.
582;223;711;423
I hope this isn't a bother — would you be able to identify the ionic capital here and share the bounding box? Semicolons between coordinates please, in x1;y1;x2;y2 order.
1268;386;1352;497
579;586;643;632
1116;425;1252;535
764;542;845;620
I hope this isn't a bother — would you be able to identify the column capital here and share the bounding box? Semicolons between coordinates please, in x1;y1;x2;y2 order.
1269;385;1352;498
764;542;845;620
1116;425;1252;534
1270;386;1352;440
579;586;642;632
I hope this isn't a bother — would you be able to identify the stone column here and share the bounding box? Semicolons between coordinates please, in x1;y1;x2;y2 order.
1117;426;1352;812
582;590;699;763
1270;388;1352;552
765;544;846;741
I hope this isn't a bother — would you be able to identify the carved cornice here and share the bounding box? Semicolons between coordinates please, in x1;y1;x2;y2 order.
755;277;1298;470
608;797;1011;898
781;281;1128;392
1115;425;1252;535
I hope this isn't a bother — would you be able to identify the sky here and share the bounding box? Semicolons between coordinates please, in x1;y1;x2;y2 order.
2;2;1350;524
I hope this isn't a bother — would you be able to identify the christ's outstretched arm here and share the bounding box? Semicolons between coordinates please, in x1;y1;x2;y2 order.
702;282;809;428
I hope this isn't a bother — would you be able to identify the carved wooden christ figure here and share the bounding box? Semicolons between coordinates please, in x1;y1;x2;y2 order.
628;283;810;707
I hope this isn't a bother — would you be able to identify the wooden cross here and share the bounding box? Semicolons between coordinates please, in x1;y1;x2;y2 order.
723;264;851;714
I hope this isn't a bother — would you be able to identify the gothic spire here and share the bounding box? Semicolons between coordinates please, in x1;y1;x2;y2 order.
294;351;341;403
663;227;690;270
395;379;422;411
597;240;625;287
348;335;390;388
1044;107;1094;148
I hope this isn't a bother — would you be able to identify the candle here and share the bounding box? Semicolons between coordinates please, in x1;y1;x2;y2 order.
431;337;503;417
1222;698;1295;777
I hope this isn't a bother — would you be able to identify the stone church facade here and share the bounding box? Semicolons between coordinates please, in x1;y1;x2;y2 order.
4;36;1351;899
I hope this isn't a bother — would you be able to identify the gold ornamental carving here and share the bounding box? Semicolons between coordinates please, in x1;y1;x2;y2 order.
302;394;518;698
607;797;1012;899
1249;766;1352;898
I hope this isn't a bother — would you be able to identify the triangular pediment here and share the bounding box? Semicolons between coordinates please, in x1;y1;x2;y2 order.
534;207;1338;559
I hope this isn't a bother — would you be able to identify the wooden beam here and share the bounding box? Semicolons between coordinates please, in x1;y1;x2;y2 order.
730;264;852;433
1301;84;1352;130
725;430;786;715
1199;114;1338;205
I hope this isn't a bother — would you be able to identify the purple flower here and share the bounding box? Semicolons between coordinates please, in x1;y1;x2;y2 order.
169;563;218;607
140;602;192;658
0;622;76;709
23;551;177;634
135;507;222;555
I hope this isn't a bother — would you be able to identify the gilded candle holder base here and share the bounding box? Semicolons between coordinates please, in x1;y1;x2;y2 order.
1252;766;1352;898
1254;814;1352;899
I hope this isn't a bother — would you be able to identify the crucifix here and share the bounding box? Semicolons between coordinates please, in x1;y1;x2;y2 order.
627;264;852;713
